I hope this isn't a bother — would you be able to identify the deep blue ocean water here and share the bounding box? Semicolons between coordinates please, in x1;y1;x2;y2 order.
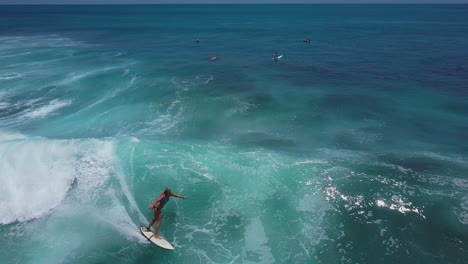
0;4;467;264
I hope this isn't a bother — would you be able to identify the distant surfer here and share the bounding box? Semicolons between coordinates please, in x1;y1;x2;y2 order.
273;52;279;62
304;39;311;43
145;188;187;239
195;39;199;46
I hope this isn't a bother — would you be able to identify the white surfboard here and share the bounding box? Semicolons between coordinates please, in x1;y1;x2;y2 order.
272;55;283;60
140;227;174;250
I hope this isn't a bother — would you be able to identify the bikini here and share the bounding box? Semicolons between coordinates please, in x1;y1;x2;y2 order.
145;197;169;232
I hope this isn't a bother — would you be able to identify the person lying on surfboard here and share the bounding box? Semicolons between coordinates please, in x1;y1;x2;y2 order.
273;52;279;61
145;188;187;239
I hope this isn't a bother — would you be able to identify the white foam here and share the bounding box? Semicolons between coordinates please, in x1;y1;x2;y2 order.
0;73;23;80
453;178;468;189
375;196;425;219
0;132;26;142
0;51;33;58
417;152;468;166
318;148;368;161
171;75;214;91
243;217;275;263
55;66;119;86
195;74;214;84
378;162;413;174
0;101;10;110
95;188;145;242
71;75;137;116
144;96;184;134
459;196;468;225
293;159;328;166
0;90;13;100
73;140;115;201
0;35;85;51
223;97;257;116
22;99;72;119
130;137;140;143
0;136;116;224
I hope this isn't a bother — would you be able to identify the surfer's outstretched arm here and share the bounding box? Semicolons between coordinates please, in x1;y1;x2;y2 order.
171;193;187;199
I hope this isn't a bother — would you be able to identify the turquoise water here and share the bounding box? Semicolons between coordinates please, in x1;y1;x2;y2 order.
0;4;467;263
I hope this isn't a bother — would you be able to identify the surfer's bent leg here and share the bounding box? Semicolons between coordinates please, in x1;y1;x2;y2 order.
146;209;158;230
155;210;162;238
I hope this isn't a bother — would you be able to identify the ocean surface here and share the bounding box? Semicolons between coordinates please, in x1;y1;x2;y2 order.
0;4;467;264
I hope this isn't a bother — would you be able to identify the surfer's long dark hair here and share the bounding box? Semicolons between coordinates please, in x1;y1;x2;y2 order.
164;188;172;197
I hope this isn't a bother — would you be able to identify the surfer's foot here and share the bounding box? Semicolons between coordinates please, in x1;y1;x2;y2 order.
154;234;161;239
144;227;151;232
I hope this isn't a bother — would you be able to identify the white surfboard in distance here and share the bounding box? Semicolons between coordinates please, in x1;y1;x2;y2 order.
140;227;174;250
272;55;283;60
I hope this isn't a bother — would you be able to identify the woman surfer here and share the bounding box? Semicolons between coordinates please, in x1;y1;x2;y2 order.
145;188;187;239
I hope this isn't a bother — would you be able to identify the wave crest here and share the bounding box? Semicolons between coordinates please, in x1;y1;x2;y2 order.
0;135;115;225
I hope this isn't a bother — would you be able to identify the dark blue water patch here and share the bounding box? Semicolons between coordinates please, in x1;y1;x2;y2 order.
427;64;468;79
245;92;273;108
270;64;342;87
441;98;468;116
410;200;468;263
328;131;375;151
378;116;468;154
375;153;468;176
320;92;392;119
176;117;224;140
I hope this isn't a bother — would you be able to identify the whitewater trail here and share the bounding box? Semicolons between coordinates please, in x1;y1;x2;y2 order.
0;133;147;241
